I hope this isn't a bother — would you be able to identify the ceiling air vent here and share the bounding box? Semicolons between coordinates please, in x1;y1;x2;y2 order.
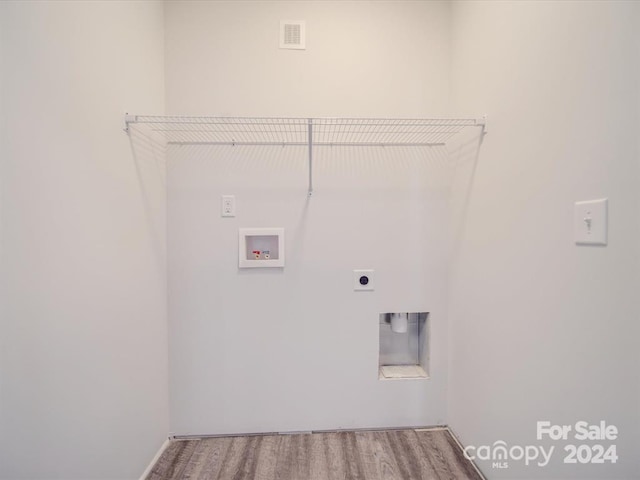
279;20;305;50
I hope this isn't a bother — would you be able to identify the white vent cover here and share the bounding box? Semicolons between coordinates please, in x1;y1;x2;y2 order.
279;20;305;50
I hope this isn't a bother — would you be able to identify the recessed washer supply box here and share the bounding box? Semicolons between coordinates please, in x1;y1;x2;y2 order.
239;228;285;268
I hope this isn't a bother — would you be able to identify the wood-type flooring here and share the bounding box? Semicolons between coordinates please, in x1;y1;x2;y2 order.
146;428;484;480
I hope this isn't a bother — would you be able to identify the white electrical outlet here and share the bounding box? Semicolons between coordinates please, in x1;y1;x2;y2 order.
574;198;607;245
221;195;236;217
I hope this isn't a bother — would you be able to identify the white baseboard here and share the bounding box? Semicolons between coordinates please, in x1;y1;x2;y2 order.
139;437;171;480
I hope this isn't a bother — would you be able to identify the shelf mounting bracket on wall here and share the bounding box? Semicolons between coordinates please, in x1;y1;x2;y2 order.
123;113;136;133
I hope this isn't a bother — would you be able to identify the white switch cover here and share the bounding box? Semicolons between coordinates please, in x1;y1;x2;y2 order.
353;269;375;291
574;198;607;245
221;195;235;217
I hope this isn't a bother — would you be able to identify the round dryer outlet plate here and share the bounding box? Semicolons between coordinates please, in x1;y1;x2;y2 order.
353;269;375;291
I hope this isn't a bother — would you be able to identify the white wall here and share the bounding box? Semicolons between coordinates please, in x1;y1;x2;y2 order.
164;0;451;117
448;1;640;478
0;1;168;479
164;0;454;434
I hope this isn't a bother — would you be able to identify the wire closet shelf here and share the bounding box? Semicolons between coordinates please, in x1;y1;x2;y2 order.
124;115;486;194
125;115;485;147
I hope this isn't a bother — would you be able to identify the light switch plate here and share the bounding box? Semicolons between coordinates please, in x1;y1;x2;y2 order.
574;198;607;246
353;269;375;291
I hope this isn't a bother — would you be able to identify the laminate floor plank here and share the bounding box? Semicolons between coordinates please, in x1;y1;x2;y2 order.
342;432;367;480
321;432;348;480
179;440;210;479
354;431;403;480
146;428;484;480
412;430;456;480
416;430;483;480
216;435;265;480
276;433;315;479
385;430;437;480
183;437;232;480
308;431;331;479
251;435;280;480
146;440;198;480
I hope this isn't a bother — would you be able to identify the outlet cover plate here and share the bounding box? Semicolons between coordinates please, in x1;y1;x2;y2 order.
354;269;375;291
222;195;235;217
574;198;607;246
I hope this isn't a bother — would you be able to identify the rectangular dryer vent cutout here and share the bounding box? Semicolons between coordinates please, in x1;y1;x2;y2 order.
239;228;285;268
379;312;429;380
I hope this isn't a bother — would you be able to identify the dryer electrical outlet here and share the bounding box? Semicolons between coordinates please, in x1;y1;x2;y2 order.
353;270;375;291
